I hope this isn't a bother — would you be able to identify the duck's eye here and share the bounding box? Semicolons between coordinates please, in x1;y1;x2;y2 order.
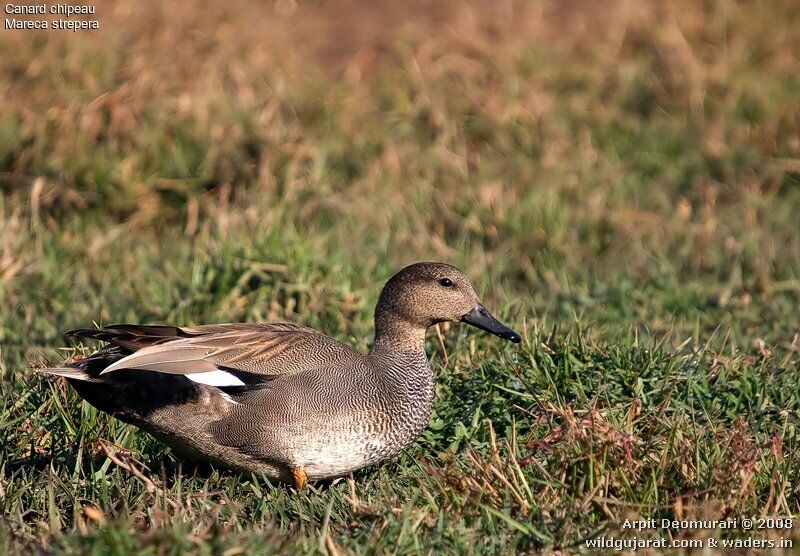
439;278;454;287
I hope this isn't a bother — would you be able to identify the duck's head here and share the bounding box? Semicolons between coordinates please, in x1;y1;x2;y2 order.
376;262;521;343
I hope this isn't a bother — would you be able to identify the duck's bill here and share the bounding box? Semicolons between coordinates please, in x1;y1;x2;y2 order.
461;304;521;343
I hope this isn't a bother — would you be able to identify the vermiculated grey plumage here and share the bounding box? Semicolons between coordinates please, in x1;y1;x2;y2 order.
35;262;519;483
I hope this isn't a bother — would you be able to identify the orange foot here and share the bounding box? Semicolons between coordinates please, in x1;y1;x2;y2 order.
293;467;308;489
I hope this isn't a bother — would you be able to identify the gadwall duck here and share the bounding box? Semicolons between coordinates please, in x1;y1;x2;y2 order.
37;262;520;487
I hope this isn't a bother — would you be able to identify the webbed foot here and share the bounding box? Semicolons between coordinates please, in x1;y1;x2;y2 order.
293;467;308;489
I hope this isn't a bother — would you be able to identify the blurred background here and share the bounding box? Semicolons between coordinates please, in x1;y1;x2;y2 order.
1;0;799;368
1;1;799;551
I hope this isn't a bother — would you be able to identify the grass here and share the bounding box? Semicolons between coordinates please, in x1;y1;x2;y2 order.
1;0;799;552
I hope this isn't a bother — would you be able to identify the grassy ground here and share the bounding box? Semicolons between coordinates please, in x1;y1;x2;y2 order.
1;0;799;552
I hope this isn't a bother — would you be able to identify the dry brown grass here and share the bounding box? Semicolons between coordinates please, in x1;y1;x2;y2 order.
1;1;799;552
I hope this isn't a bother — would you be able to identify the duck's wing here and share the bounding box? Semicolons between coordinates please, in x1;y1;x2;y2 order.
68;323;362;384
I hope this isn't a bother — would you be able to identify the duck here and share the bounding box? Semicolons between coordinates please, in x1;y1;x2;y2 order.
37;262;520;487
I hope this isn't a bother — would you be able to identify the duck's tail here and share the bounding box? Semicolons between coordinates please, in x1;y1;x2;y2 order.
35;366;97;382
34;345;130;383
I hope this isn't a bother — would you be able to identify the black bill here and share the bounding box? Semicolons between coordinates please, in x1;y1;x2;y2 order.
461;303;521;343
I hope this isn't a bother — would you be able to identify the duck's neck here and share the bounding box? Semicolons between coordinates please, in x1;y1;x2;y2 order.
370;311;428;356
369;310;435;454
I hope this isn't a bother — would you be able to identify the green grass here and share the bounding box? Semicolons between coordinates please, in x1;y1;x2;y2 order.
1;0;799;553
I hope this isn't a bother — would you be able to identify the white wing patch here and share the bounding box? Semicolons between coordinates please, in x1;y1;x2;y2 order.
185;370;245;387
219;392;240;405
